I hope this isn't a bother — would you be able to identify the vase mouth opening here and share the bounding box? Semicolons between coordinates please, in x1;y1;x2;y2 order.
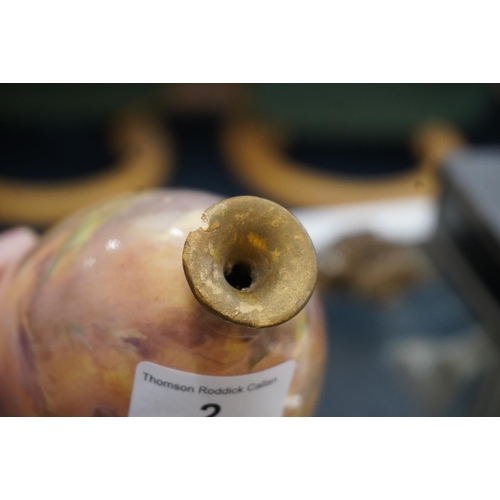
223;260;254;291
182;195;318;329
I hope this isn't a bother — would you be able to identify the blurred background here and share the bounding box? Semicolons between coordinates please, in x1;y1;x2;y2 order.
2;83;500;416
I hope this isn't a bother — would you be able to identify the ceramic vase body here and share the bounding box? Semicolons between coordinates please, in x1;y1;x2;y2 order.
0;190;326;416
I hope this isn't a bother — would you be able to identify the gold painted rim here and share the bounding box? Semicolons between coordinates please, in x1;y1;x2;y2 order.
183;196;317;329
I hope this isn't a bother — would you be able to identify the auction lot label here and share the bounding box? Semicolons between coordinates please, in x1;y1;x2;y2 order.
128;360;295;417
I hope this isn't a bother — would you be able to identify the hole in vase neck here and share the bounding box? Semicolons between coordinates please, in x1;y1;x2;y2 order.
224;261;253;290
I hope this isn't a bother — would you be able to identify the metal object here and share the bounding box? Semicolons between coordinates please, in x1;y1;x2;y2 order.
429;149;500;348
428;148;500;415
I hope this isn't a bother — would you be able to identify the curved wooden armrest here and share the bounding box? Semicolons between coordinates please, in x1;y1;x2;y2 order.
222;120;465;207
0;114;174;226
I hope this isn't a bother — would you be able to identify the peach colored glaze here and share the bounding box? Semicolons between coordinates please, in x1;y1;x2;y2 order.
0;190;326;416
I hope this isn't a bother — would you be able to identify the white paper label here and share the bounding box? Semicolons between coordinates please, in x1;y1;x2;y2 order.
128;360;296;417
